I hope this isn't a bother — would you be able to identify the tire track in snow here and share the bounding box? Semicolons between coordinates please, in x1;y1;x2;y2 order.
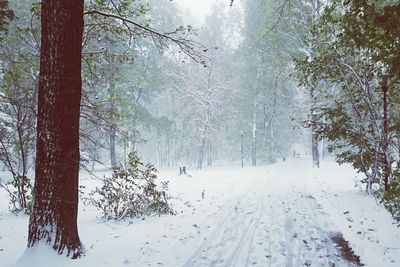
182;183;266;267
225;192;265;267
182;171;361;267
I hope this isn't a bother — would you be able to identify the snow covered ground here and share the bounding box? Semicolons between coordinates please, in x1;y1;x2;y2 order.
1;158;399;267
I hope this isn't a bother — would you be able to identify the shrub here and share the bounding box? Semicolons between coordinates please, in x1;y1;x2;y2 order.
85;152;174;221
377;179;400;225
0;174;33;214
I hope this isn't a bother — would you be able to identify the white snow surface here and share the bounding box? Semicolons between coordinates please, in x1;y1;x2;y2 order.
1;158;400;267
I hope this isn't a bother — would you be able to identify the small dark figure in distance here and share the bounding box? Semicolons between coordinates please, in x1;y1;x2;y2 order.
179;163;187;176
182;165;186;175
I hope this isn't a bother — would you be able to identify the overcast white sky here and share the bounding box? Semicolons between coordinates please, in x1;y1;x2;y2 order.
174;0;219;24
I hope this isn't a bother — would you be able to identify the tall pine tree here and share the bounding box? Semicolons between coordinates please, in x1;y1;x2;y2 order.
28;0;84;258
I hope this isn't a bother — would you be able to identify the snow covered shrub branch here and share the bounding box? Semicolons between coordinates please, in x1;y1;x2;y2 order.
376;178;400;225
295;1;400;222
0;93;35;214
0;174;33;214
85;152;175;220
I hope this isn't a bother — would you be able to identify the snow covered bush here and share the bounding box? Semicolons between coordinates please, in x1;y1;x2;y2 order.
0;175;33;214
378;179;400;225
0;75;35;214
86;152;174;220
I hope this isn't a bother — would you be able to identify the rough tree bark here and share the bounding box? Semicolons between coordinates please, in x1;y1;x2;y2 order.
28;0;84;258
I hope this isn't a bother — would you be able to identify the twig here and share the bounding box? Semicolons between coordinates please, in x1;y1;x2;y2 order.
84;9;207;65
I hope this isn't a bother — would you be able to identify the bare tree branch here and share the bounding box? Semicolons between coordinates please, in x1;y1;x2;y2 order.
84;9;208;65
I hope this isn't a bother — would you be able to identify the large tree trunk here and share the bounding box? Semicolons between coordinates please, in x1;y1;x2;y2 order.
28;0;83;258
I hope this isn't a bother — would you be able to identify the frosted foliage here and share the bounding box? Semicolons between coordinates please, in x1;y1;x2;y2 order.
84;152;175;220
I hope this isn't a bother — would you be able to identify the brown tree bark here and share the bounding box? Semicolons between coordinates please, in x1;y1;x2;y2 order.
28;0;84;258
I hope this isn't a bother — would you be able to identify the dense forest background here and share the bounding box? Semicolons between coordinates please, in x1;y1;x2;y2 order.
0;0;399;258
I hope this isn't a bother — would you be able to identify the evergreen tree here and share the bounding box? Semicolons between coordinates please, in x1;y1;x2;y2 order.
28;0;84;258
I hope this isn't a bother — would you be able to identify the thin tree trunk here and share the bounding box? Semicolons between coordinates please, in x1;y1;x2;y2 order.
310;87;319;168
22;140;29;174
110;127;117;167
320;138;325;161
16;120;27;209
251;88;258;167
197;116;209;170
207;140;212;166
311;130;319;167
166;135;172;167
107;44;118;168
157;135;162;167
129;138;136;153
123;137;128;167
28;0;83;258
197;136;206;170
382;76;390;191
397;136;400;169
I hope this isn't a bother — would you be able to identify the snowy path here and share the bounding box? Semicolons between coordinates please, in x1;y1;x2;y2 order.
2;159;400;267
181;165;354;267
